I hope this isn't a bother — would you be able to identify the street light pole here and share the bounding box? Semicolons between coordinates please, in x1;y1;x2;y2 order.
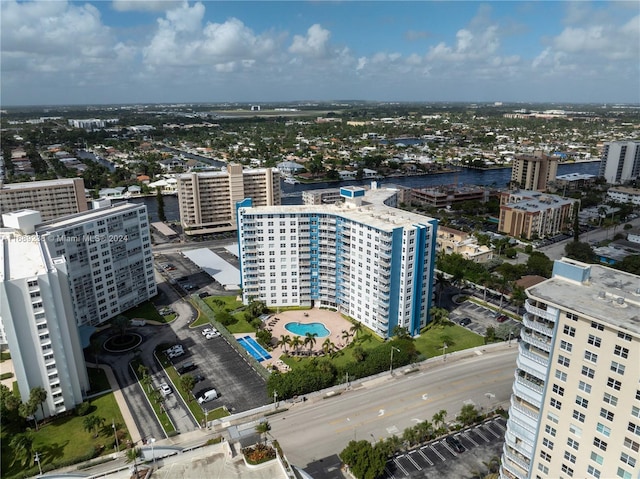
203;408;209;429
34;451;42;475
390;347;400;374
442;342;448;361
113;419;119;452
149;437;156;466
273;390;278;409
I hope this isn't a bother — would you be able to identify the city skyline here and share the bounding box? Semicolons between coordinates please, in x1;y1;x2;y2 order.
1;0;639;107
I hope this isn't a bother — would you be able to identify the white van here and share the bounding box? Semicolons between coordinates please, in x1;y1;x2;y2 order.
197;389;218;404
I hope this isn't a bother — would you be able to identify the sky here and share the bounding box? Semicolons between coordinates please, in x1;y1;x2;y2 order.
1;1;639;107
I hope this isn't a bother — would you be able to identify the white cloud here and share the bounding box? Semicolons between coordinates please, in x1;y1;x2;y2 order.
426;25;500;62
289;24;331;58
112;0;182;12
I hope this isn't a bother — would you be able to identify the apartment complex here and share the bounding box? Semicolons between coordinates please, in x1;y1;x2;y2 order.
501;258;640;479
436;226;493;263
177;165;280;235
411;185;492;209
237;186;437;339
35;203;157;326
599;140;640;185
0;203;156;415
607;186;640;206
510;153;559;191
0;178;88;225
498;190;575;240
302;187;343;205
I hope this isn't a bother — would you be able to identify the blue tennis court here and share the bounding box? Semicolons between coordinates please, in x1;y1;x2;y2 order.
238;335;272;362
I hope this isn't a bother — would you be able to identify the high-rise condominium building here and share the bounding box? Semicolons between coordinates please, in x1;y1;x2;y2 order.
0;203;156;415
35;203;157;326
177;165;280;235
510;152;559;191
501;258;640;479
0;178;88;225
237;186;437;338
598;141;640;185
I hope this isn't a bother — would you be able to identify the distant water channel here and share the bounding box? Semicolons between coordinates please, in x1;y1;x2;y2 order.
120;161;599;222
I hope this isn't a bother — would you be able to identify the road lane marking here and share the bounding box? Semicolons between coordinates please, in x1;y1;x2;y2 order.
394;458;409;476
384;465;396;479
474;427;491;442
462;431;479;446
379;409;385;416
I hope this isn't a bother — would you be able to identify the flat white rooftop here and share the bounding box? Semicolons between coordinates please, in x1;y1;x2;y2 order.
0;233;46;281
242;196;436;232
529;263;640;335
36;203;143;231
1;178;79;189
182;248;241;290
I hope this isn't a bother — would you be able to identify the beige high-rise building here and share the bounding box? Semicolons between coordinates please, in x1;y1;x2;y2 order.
0;178;88;225
177;165;280;235
501;258;640;479
510;152;559;191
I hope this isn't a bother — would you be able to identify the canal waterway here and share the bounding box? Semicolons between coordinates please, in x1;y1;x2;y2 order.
121;161;599;222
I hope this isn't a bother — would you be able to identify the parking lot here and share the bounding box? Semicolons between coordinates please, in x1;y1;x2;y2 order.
449;300;521;337
383;417;507;478
166;324;268;415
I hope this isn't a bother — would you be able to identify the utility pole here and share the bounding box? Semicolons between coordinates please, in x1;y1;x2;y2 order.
113;419;119;452
390;347;400;374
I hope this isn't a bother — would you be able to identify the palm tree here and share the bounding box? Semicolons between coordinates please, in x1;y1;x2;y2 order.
598;206;608;228
341;329;351;346
255;420;271;444
112;315;131;337
290;336;302;354
510;284;527;315
179;375;196;401
30;386;47;419
496;276;510;311
349;321;363;341
321;338;333;355
416;420;434;443
140;374;153;393
83;414;105;438
278;334;291;353
125;447;140;476
432;409;448;435
304;332;318;352
9;431;34;467
435;271;450;307
137;363;149;379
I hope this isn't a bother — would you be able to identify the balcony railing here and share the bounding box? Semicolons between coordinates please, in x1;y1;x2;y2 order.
503;447;530;472
519;344;549;366
522;314;554;336
524;300;557;322
515;372;544;394
501;458;528;479
520;331;551;352
510;398;540;422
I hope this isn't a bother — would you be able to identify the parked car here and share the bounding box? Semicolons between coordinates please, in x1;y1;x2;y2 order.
460;317;472;326
197;389;218;404
168;349;185;359
192;374;205;384
201;328;214;336
198;292;210;298
497;314;509;323
159;383;172;397
177;361;197;374
446;435;465;453
205;331;220;339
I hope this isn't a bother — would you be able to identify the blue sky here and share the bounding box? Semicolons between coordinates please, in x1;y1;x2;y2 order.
1;1;638;106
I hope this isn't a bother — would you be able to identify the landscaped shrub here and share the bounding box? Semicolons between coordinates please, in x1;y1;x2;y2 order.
76;401;92;416
243;444;276;465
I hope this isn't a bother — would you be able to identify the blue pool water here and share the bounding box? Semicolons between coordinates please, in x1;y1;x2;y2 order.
285;322;330;338
238;336;272;362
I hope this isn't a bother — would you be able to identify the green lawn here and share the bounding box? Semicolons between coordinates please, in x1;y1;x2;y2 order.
87;367;111;395
200;295;254;333
122;301;169;323
1;392;128;479
414;323;484;358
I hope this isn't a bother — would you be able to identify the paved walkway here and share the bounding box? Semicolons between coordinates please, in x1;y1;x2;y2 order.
0;358;15;389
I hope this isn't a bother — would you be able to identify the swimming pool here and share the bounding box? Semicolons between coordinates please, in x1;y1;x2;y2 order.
285;322;330;338
237;336;272;362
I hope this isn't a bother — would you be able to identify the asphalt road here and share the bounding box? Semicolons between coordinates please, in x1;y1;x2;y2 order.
268;345;518;472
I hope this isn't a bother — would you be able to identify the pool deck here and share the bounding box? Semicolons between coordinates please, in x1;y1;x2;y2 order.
235;308;354;371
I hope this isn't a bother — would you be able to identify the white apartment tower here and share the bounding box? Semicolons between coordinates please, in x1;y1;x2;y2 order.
0;178;88;225
177;165;280;235
35;203;157;326
599;140;640;185
0;203;156;415
501;258;640;479
237;186;437;338
1;224;88;416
